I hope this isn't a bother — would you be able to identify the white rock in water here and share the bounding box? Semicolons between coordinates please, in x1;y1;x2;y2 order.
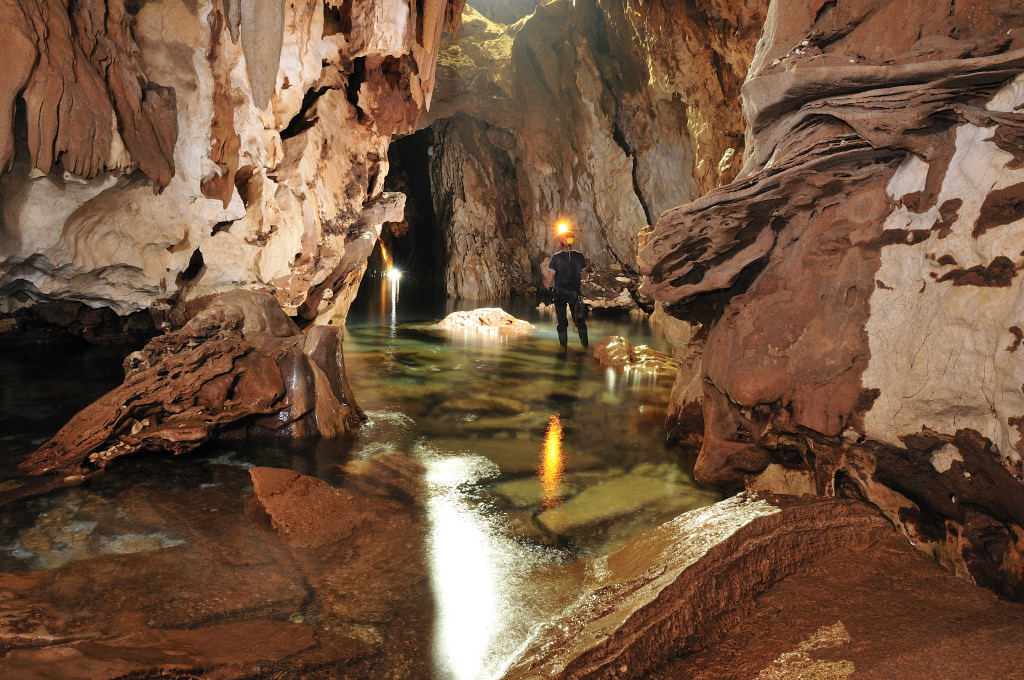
437;308;534;332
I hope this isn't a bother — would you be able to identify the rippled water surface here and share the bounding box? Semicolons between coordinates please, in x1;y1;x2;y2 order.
0;283;719;678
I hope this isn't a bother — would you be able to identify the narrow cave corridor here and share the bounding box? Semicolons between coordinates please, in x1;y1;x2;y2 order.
377;128;445;289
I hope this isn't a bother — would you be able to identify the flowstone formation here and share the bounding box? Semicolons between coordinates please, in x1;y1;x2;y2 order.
22;290;361;478
396;0;767;300
504;495;1024;679
641;0;1024;598
0;0;464;324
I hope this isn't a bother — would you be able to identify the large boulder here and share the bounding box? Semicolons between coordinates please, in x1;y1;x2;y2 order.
22;290;362;477
640;0;1024;597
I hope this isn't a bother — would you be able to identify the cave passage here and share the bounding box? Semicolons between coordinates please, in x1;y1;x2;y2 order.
377;127;445;289
0;299;718;678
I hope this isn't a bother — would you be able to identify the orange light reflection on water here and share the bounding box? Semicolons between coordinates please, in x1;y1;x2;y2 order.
539;414;564;510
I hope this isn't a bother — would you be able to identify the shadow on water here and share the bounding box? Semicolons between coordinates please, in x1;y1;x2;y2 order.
0;277;720;678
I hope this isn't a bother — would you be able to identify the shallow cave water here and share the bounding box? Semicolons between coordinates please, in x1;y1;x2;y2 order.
0;275;719;679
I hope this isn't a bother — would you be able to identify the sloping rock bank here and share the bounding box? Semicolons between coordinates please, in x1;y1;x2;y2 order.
21;290;361;478
503;494;1024;679
640;0;1024;597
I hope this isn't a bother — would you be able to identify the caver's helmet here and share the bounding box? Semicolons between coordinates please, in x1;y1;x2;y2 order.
556;222;576;246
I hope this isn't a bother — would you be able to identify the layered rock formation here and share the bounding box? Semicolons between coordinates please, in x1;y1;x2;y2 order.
1;0;463;323
398;0;767;299
504;494;1024;679
22;290;361;478
641;0;1024;597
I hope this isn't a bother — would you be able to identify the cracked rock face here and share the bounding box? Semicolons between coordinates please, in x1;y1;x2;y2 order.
411;0;766;300
640;0;1024;597
0;0;462;322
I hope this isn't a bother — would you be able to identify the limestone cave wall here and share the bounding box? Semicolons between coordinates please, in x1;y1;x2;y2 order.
0;0;464;324
411;0;767;299
641;0;1024;598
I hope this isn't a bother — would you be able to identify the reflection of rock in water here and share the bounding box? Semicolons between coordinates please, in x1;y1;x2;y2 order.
0;454;434;678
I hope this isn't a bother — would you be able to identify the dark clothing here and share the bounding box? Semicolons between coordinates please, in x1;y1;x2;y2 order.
548;250;587;294
548;249;588;347
553;287;586;336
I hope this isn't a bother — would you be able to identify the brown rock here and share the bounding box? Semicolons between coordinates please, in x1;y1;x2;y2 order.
0;477;391;680
653;531;1024;680
0;621;317;680
638;0;1024;598
21;290;362;478
249;467;360;549
504;494;1024;680
0;0;176;186
248;466;435;674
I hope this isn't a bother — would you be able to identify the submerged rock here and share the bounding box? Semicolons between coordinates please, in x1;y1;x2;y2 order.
490;477;580;509
248;464;433;670
0;621;319;680
593;336;679;377
438;307;534;332
250;467;361;549
535;473;716;541
21;290;362;477
0;461;429;677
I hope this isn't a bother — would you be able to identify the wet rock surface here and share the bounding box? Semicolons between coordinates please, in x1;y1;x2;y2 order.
639;0;1024;597
0;456;431;678
593;336;678;377
654;523;1024;680
438;306;534;332
502;494;1024;680
21;290;362;478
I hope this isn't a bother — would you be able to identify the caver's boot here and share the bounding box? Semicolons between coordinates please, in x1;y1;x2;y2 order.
579;326;588;349
558;329;568;357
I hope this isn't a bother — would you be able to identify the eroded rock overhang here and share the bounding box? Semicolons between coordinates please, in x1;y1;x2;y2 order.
639;0;1024;598
0;0;464;325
